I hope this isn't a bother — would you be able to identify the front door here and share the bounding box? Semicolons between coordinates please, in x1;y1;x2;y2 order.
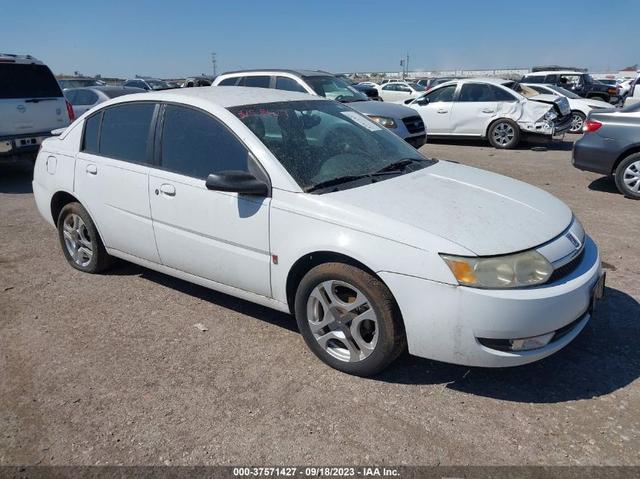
149;104;272;296
411;83;457;134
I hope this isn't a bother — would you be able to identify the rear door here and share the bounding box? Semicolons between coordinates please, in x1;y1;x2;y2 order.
0;63;70;136
74;102;160;263
449;83;517;135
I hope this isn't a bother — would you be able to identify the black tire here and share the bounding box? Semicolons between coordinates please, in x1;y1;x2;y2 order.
294;262;406;376
614;153;640;200
569;111;586;133
487;119;520;149
57;202;114;273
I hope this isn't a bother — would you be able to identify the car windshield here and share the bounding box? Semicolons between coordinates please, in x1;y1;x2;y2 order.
546;85;582;99
229;100;435;193
146;79;171;90
303;76;368;103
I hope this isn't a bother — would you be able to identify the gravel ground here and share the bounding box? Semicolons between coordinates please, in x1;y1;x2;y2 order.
1;135;638;466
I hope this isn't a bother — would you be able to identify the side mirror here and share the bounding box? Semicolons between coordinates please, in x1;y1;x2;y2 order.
205;171;269;196
415;97;429;106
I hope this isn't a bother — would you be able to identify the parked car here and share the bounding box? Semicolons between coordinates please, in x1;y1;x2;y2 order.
624;73;640;107
213;70;425;147
522;71;620;104
415;77;459;91
349;82;381;101
356;81;379;88
58;77;106;90
0;53;74;164
523;83;613;133
573;102;640;199
122;78;174;91
377;81;426;102
405;78;572;149
182;76;212;87
64;86;146;116
32;87;604;376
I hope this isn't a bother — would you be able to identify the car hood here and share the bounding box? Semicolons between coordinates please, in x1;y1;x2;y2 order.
348;100;418;118
325;160;573;256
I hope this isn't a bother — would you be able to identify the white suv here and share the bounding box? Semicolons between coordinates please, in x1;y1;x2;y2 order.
0;54;74;163
33;87;604;376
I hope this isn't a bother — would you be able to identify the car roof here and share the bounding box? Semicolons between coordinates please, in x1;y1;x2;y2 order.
219;69;334;78
109;86;320;108
525;71;585;76
66;86;146;93
0;53;43;65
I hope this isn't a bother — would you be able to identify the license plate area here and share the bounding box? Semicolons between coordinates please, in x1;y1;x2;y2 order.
15;136;45;149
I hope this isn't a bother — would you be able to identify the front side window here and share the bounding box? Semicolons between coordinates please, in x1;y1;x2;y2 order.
99;103;155;164
425;84;456;102
160;105;250;179
240;76;271;88
275;76;307;93
303;76;367;102
230;100;434;193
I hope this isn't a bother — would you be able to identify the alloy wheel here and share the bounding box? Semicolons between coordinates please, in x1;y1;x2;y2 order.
492;122;515;146
623;160;640;193
62;213;93;267
306;280;379;362
570;113;585;133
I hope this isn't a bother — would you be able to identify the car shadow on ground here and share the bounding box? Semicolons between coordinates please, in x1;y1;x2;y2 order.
426;137;575;152
378;286;640;403
0;161;34;194
109;260;639;403
588;176;621;195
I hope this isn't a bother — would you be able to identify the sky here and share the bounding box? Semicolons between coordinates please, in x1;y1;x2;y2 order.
2;0;638;78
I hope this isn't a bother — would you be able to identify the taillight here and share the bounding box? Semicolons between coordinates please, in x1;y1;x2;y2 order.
608;87;617;94
583;119;602;133
65;100;76;121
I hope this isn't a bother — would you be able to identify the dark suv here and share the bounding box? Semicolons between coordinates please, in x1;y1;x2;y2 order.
522;71;620;104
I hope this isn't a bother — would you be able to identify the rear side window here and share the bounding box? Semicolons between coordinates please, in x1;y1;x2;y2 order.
523;75;544;84
99;103;155;164
217;77;238;86
240;76;271;88
160;105;250;179
82;113;101;154
275;76;306;93
0;63;62;99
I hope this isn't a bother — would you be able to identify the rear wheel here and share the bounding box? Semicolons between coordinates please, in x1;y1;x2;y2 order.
57;202;114;272
614;153;640;199
294;263;406;376
487;119;520;149
569;111;586;133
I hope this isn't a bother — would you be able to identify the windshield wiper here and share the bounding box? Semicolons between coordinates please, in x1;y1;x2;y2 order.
305;174;372;193
373;158;423;174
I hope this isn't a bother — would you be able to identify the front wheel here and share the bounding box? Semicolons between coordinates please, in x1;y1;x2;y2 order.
614;153;640;199
57;202;114;273
569;111;586;133
487;119;520;149
294;263;406;376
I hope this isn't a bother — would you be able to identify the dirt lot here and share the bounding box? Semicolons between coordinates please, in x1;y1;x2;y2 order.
1;135;639;466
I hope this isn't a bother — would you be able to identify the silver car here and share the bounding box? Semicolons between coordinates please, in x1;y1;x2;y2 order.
64;86;146;117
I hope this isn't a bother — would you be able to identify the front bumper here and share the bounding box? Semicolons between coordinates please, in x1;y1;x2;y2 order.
379;235;602;367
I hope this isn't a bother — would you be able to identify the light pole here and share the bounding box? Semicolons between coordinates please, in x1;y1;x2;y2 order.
211;52;217;77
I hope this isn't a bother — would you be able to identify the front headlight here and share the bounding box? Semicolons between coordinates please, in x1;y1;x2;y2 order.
440;250;553;289
368;115;397;129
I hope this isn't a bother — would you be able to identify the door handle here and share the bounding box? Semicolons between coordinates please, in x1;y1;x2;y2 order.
86;164;97;175
437;109;448;114
482;109;495;113
158;183;176;197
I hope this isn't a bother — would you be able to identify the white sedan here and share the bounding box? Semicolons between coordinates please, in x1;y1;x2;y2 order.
377;81;426;102
523;83;614;133
33;87;603;376
405;78;572;148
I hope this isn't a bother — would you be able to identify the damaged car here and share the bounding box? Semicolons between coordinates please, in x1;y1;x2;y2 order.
405;78;572;149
